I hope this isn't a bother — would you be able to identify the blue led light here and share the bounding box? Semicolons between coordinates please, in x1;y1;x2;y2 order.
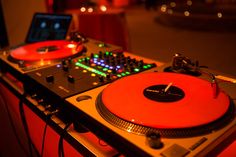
116;65;121;68
56;64;61;68
94;61;97;63
100;60;104;62
105;65;109;68
101;63;105;66
109;66;113;69
97;62;101;65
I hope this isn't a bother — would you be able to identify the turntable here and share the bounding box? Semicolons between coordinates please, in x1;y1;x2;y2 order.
66;71;236;156
0;40;85;74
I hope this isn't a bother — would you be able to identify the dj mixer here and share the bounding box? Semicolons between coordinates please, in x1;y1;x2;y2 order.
1;37;236;157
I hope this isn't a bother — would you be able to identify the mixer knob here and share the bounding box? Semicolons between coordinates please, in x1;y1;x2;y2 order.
124;64;128;69
84;57;90;64
106;74;111;80
138;60;144;68
99;76;105;82
129;66;135;72
105;58;110;64
67;58;72;64
67;75;75;83
131;58;137;63
62;60;67;65
116;59;121;64
111;61;116;66
90;53;94;58
112;68;117;74
46;75;54;83
99;51;103;59
63;65;69;71
117;50;124;56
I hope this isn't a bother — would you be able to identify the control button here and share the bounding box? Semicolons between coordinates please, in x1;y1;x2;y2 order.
76;95;92;102
146;131;163;149
46;75;54;83
67;75;75;83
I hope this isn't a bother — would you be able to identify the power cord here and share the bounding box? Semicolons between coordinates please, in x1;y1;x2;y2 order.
58;122;72;157
40;108;59;157
19;93;40;157
40;123;48;157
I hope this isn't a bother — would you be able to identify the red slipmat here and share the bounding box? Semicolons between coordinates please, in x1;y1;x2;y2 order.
10;40;84;61
101;72;230;129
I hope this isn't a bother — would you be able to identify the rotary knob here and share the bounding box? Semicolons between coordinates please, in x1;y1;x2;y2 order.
46;75;54;83
63;65;69;71
67;75;75;83
99;76;105;82
146;131;163;149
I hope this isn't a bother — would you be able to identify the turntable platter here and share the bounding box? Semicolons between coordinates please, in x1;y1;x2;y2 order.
97;72;232;134
9;40;84;61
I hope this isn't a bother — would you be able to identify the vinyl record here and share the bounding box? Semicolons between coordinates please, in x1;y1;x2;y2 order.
9;40;84;61
100;72;230;129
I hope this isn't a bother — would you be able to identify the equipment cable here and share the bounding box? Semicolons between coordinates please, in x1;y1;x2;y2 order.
0;90;30;157
58;122;72;157
19;93;40;157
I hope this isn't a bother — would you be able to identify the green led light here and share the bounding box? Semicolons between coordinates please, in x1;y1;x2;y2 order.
117;74;122;77
86;57;90;60
78;59;82;62
134;68;140;72
75;62;106;77
147;64;152;68
143;65;148;69
103;68;108;71
125;71;130;75
94;54;99;58
105;51;109;55
121;73;126;76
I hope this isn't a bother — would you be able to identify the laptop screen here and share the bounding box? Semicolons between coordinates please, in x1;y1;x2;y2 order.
25;13;72;43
